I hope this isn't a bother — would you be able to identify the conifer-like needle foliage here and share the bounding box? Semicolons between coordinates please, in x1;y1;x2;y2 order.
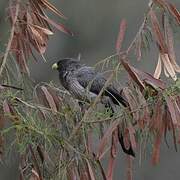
0;0;179;179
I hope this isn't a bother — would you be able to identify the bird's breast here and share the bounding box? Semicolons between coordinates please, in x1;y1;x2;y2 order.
59;71;71;89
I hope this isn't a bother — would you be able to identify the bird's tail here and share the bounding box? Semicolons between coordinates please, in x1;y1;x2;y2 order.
105;88;128;107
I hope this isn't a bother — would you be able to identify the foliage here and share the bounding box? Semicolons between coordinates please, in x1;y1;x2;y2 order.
0;0;180;179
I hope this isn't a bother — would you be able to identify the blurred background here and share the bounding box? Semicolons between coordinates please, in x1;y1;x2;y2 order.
0;0;180;179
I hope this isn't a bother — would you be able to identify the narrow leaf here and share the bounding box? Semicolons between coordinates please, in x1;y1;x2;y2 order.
28;25;47;54
131;65;166;89
150;99;163;131
163;65;170;77
41;86;58;113
85;159;96;180
80;171;89;180
111;129;118;158
154;54;162;79
0;115;5;129
107;129;118;180
120;59;145;91
126;156;133;180
167;2;180;25
122;87;139;121
32;25;54;35
128;125;136;150
3;100;11;114
165;96;178;125
116;19;127;53
37;145;44;163
135;35;142;61
149;10;167;53
29;145;42;180
170;119;178;151
153;0;167;9
96;120;119;160
136;87;150;124
151;104;165;165
35;12;73;36
0;127;4;160
67;164;78;180
164;15;180;72
151;128;163;165
40;0;67;19
29;25;44;42
160;53;177;81
106;154;116;180
30;169;40;180
18;38;30;75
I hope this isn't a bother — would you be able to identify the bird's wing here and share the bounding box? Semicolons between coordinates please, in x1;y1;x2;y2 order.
67;76;97;102
75;66;106;93
75;66;128;106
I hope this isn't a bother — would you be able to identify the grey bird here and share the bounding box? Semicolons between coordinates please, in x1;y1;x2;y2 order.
52;58;135;157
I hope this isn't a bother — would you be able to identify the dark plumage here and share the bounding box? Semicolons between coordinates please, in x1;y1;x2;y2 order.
52;58;135;157
53;58;127;106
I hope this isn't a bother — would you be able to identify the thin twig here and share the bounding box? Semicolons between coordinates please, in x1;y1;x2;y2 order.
1;84;23;90
14;97;65;116
126;17;147;54
95;53;118;67
0;0;20;76
126;1;153;54
83;102;150;124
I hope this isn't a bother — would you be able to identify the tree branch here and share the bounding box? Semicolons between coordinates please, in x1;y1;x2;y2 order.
0;0;20;76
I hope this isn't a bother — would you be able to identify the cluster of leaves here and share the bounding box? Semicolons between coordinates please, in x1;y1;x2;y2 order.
0;78;179;180
0;0;179;180
0;0;72;77
116;0;180;80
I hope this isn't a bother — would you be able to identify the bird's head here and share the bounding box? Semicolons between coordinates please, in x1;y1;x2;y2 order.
52;58;81;73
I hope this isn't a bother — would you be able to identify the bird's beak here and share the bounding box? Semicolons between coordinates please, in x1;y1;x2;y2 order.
52;63;58;70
